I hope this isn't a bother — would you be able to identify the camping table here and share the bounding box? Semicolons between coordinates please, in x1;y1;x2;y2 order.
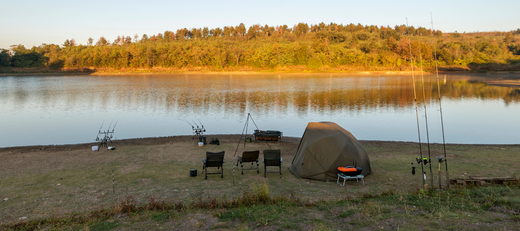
337;173;364;186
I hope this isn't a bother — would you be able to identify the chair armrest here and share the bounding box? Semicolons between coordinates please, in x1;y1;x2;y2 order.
202;158;206;163
263;158;282;163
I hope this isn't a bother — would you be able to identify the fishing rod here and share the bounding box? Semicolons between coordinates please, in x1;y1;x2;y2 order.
98;121;104;133
107;121;113;132
112;120;118;133
192;120;200;129
186;119;206;140
96;121;105;141
407;18;426;189
198;119;206;133
185;120;195;129
418;38;434;189
95;121;117;148
184;120;197;139
431;12;449;189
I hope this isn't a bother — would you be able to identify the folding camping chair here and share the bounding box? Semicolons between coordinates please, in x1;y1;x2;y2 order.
263;149;282;178
202;151;225;179
237;150;260;175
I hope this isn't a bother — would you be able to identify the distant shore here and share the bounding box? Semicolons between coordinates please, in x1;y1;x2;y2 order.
0;69;431;76
3;66;520;76
2;68;520;89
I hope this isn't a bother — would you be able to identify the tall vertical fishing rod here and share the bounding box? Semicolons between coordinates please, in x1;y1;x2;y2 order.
431;12;449;189
407;18;425;189
418;38;434;189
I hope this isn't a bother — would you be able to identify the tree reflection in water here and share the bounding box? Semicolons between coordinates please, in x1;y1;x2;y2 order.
0;74;519;147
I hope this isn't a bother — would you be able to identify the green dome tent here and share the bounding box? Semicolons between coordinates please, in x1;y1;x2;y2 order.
290;122;371;181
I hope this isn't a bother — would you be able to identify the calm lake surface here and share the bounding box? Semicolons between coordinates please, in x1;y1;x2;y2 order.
1;73;519;147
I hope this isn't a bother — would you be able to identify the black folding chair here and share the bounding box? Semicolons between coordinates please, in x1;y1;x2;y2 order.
236;150;260;175
263;149;282;178
202;151;225;179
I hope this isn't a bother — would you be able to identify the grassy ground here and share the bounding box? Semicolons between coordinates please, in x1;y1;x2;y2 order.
1;135;519;230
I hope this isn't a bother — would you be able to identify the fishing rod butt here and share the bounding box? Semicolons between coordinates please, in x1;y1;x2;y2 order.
446;170;450;189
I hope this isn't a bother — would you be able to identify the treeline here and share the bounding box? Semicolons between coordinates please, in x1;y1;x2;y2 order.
1;23;520;71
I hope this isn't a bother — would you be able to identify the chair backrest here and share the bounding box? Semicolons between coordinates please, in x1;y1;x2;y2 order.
241;150;260;162
263;149;281;166
206;151;225;167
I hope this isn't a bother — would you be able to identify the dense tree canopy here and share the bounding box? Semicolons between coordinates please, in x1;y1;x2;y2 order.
1;22;519;71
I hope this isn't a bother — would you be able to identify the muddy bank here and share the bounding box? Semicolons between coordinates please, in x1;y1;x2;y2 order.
0;135;300;153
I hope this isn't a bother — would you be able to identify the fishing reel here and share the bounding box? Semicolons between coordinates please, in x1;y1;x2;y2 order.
414;157;429;165
187;120;206;137
411;157;430;175
437;156;444;163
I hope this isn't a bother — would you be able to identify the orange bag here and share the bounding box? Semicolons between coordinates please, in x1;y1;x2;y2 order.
337;167;357;172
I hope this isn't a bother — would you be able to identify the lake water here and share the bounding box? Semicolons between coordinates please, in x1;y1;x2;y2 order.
1;73;519;147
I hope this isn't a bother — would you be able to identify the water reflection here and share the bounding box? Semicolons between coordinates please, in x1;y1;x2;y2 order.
0;74;519;147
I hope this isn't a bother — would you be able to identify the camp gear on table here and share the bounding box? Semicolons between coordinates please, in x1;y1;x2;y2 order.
254;130;283;141
337;173;364;186
236;150;260;175
337;166;363;176
202;151;225;179
263;149;282;178
290;122;371;181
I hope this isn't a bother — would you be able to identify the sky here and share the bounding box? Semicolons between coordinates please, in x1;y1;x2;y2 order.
1;0;519;49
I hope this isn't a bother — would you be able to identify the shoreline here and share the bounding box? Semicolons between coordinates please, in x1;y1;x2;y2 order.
1;70;430;76
2;135;519;152
1;69;519;77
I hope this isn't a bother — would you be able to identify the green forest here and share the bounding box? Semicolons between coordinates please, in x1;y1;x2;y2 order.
1;23;520;72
